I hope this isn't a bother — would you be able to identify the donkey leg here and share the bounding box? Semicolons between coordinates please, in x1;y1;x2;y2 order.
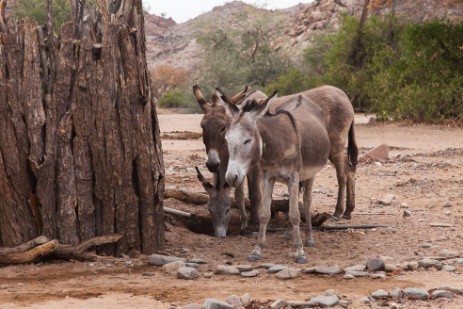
247;164;262;226
330;151;348;219
235;181;248;231
248;177;274;262
343;168;356;219
302;178;316;248
287;177;306;264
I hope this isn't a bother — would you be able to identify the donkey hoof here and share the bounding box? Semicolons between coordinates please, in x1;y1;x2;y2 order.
342;213;352;220
295;255;307;264
247;254;261;262
304;240;316;247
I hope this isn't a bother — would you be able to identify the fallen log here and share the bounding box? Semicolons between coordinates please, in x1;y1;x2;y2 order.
0;240;58;264
0;234;123;264
161;131;202;140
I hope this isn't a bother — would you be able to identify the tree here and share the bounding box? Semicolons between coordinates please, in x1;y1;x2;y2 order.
0;0;165;254
150;64;188;102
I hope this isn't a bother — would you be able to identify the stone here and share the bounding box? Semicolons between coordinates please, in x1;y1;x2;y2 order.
344;264;366;272
325;289;337;296
303;267;317;274
430;222;454;227
442;265;456;272
313;266;342;275
215;265;240;275
346;270;369;277
275;267;301;279
343;274;354;279
286;301;316;308
268;265;287;273
367;257;385;272
224;294;242;307
431;290;455;299
379;194;395;206
269;299;287;309
162;261;186;275
370;272;386;279
202;299;234;309
338;299;351;308
456;258;463;265
371;289;389;299
188;258;207;264
420;243;433;248
443;201;452;207
310;295;339;308
236;265;253;272
177;267;199;280
241;269;260;278
403;210;412;217
384;264;398;272
181;304;201;309
360;144;389;162
418;258;443;270
403;287;429;300
204;272;214;278
148;254;185;266
438;249;460;258
402;261;419;270
240;293;251;307
390;288;403;301
359;297;371;305
436;286;463;295
185;263;199;269
258;263;275;269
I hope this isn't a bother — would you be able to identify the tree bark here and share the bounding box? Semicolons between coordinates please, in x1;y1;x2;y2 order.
0;0;164;255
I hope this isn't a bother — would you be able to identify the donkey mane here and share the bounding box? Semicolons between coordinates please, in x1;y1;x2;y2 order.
241;99;261;113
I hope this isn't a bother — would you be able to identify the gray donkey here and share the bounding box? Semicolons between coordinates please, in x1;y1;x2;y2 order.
221;91;330;263
193;85;267;237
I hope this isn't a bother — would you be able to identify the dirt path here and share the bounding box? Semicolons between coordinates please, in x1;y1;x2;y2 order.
1;114;462;308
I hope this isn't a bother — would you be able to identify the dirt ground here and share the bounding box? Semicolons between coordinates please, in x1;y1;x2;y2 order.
1;112;463;308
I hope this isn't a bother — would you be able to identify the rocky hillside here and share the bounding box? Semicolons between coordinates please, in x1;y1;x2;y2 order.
146;0;463;72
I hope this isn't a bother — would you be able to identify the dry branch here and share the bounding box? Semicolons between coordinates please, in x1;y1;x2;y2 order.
0;236;49;255
0;240;58;264
161;131;202;140
53;234;123;260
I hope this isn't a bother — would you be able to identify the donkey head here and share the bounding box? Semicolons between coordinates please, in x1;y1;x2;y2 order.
195;167;232;237
193;84;248;173
219;91;278;188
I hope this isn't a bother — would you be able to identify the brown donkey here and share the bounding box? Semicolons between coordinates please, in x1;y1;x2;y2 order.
193;85;266;237
221;92;331;263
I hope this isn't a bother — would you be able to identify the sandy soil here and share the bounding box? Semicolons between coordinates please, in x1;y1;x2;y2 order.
1;113;463;308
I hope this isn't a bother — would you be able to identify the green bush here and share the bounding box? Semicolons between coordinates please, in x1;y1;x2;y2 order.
158;88;201;113
14;0;72;32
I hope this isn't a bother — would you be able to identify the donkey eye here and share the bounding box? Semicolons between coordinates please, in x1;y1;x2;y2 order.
220;127;226;133
225;209;230;215
244;139;251;145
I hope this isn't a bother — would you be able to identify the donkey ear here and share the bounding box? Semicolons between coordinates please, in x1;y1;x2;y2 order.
216;88;240;118
251;90;278;119
229;85;249;105
193;84;211;113
195;166;213;193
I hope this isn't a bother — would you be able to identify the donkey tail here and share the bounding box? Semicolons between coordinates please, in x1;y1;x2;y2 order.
347;120;359;173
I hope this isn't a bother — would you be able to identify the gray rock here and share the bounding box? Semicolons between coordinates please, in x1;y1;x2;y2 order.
379;194;395;205
401;261;419;270
443;201;452;207
359;296;371;305
325;289;337;296
442;265;456;272
241;269;260;278
224;294;242;307
367;257;385;271
185;263;199;269
388;302;400;309
203;272;214;278
181;304;201;309
371;289;389;299
177;267;199;280
202;299;234;309
258;263;275;269
370;272;386;279
403;287;429;300
240;293;251;307
436;286;463;295
269;299;287;309
275;267;301;279
303;267;317;274
456;258;463;265
287;300;316;307
345;270;369;277
148;254;185;266
310;295;339;308
384;264;398;272
344;264;366;272
215;265;240;275
338;299;351;308
188;258;207;264
403;210;412;217
268;264;288;273
390;288;403;301
314;266;342;275
236;265;253;272
418;258;443;270
420;243;433;248
431;289;455;299
438;249;460;258
343;274;354;279
162;261;186;275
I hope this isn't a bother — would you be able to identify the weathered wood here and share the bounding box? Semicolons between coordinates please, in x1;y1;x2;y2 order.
164;207;191;218
54;234;123;260
0;240;58;264
0;236;49;255
165;189;209;205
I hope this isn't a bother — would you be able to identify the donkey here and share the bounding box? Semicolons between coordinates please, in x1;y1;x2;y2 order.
221;91;331;263
193;85;267;237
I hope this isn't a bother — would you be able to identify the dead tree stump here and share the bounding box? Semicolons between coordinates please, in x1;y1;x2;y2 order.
0;0;164;255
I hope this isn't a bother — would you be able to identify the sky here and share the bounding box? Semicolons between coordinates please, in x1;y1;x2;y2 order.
143;1;311;23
